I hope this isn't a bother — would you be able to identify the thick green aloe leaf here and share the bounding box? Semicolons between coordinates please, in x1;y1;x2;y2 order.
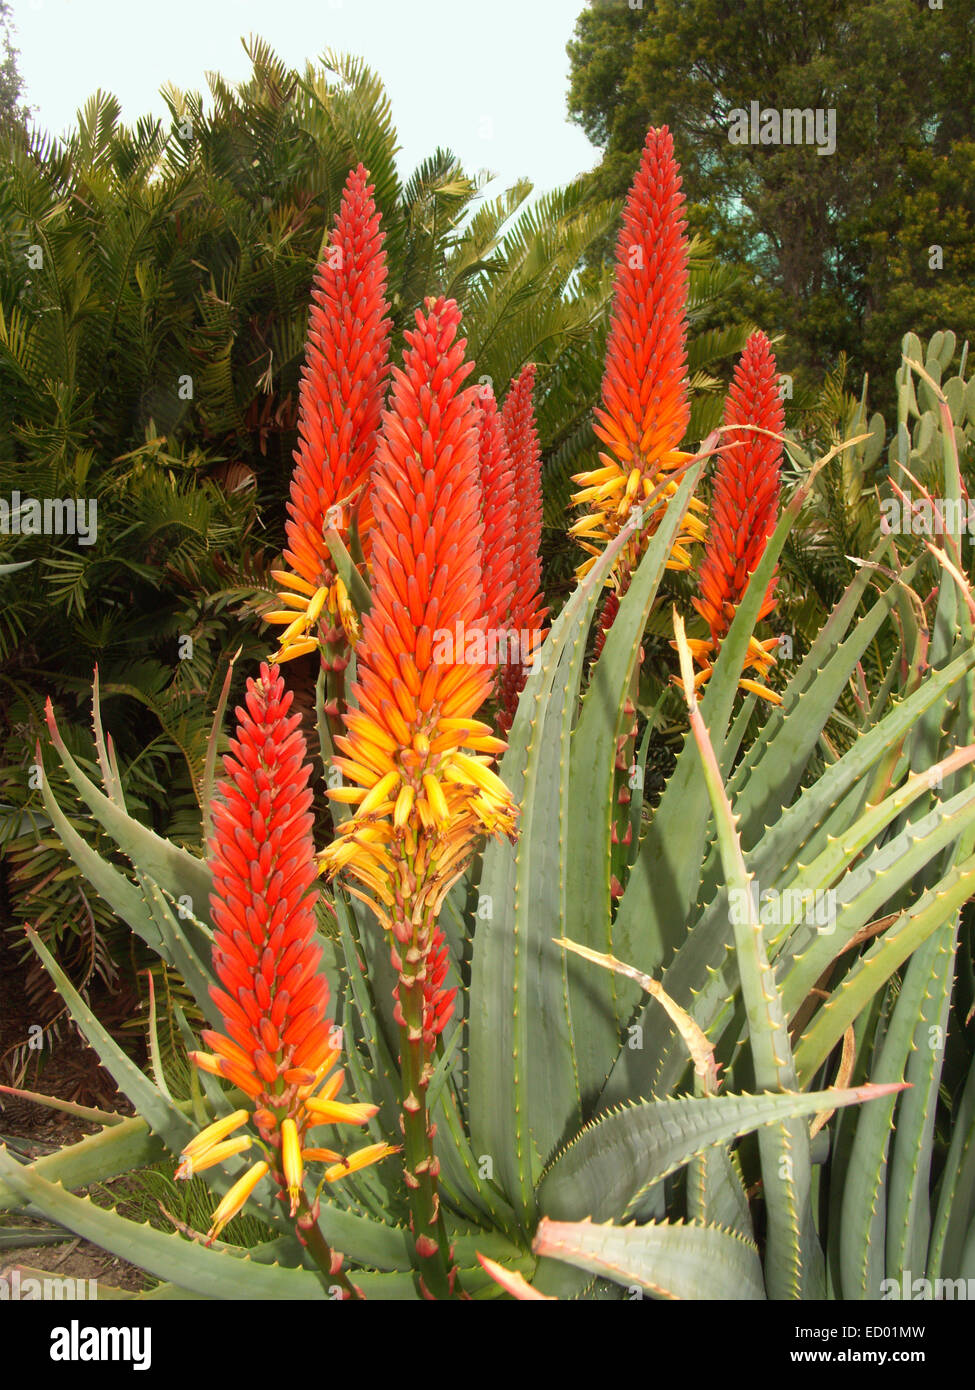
720;693;758;779
537;1085;902;1226
613;646;975;1106
711;580;917;912
89;667;126;804
687;1145;753;1243
0;1117;169;1211
775;792;975;1016
171;1003;236;1124
450;1228;530;1277
825;990;890;1296
678;656;822;1298
37;762;167;958
24;928;196;1158
0;1084;122;1128
709;792;975;1094
928;1048;975;1279
0;1226;77;1250
768;750;975;923
44;705;214;920
435;1072;521;1234
723;543;905;844
839;935;930;1299
614;469;827;977
607;764;975;1107
561;455;706;1106
840;916;959;1298
469;522;637;1221
3;1263;180;1299
741;645;975;895
0;1149;418;1300
136;874;219;1026
794;854;975;1085
332;889;401;1127
534;1216;765;1300
108;1280;212;1301
566;459;705;1104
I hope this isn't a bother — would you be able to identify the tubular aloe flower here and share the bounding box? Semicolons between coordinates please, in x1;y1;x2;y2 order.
266;164;392;666
179;662;395;1246
569;126;705;581
319;295;517;1298
689;330;785;702
498;363;548;729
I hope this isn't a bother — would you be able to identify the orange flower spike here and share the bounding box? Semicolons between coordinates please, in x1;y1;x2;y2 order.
570;127;704;578
690;330;785;701
270;163;392;664
499;363;548;729
203;664;323;1100
319;296;518;920
474;387;517;654
319;296;517;1300
178;661;392;1238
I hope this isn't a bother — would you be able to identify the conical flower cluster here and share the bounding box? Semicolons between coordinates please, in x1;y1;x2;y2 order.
689;330;785;701
178;663;394;1239
266;165;391;666
570;126;705;582
475;387;517;649
319;296;517;931
498;364;548;728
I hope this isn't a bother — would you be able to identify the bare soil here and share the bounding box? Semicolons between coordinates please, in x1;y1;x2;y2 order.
0;928;152;1295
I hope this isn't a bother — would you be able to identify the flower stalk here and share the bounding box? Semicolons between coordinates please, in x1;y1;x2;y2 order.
498;363;548;730
265;163;391;742
177;662;395;1268
687;330;785;701
570;126;704;587
318;296;518;1296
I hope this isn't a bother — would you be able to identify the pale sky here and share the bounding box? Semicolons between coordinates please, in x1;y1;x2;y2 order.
7;0;600;199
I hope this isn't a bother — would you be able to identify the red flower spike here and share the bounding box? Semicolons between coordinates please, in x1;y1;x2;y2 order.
499;364;548;729
320;296;517;920
179;662;393;1235
268;164;392;663
475;388;517;653
569;127;705;578
207;663;321;1096
690;330;785;701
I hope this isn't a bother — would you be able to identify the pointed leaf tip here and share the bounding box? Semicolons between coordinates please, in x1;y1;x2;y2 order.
476;1253;555;1300
853;1082;912;1101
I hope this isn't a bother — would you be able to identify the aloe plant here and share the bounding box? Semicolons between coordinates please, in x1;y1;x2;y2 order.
3;133;975;1301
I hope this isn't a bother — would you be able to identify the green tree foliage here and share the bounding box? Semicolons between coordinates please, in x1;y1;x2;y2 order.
566;0;975;409
0;0;30;129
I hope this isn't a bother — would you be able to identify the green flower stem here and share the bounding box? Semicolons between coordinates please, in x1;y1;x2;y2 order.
296;1192;363;1300
395;910;458;1300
